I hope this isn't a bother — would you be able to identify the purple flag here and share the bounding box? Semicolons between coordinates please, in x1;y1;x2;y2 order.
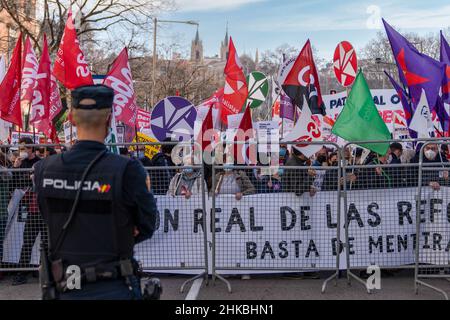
435;96;450;135
383;19;445;111
385;71;413;123
440;31;450;103
280;94;295;121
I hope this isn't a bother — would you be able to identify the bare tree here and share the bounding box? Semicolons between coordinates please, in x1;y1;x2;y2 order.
359;29;450;89
258;44;299;76
0;0;175;54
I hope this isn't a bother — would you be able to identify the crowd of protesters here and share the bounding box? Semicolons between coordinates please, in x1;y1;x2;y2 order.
123;140;450;199
0;137;449;285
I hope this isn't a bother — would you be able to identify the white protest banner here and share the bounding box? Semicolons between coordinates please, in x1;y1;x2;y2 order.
419;188;450;265
63;120;77;143
134;195;207;270
324;89;404;132
214;193;341;270
3;187;450;272
347;187;450;267
323;89;443;135
10;131;43;145
282;103;323;158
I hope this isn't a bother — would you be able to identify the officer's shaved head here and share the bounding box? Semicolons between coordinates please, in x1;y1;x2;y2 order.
70;85;114;140
71;101;111;130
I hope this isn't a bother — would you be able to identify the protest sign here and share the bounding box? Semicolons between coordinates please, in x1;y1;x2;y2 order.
63;121;77;143
10;131;43;145
256;121;279;152
130;131;160;159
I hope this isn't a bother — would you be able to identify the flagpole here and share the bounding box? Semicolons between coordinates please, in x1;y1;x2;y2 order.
271;91;283;138
26;102;32;133
135;123;139;158
70;122;73;146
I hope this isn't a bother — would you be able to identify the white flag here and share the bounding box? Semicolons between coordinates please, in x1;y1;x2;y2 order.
409;89;434;138
0;55;5;82
282;101;323;158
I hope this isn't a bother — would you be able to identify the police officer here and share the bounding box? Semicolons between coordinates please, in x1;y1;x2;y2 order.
33;84;157;300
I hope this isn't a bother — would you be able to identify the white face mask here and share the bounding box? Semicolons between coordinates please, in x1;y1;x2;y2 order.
424;149;437;160
19;151;28;160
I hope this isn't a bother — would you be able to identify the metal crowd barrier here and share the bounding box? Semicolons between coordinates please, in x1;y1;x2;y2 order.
415;140;450;300
210;141;342;293
1;139;450;299
0;167;45;271
138;164;209;293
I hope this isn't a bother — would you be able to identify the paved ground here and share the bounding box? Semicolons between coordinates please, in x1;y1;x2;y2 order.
1;270;449;300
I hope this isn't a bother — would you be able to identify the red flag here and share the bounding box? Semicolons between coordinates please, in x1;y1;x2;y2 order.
30;35;52;135
53;9;93;89
199;87;223;111
220;38;248;124
238;104;253;133
21;37;39;103
103;47;138;127
200;105;213;151
49;69;63;122
0;34;23;128
234;104;256;164
282;40;325;115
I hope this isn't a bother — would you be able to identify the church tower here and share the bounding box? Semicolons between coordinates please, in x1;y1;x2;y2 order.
220;23;229;62
190;27;203;63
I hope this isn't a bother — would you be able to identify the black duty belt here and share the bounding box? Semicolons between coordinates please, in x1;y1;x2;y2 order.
54;259;135;292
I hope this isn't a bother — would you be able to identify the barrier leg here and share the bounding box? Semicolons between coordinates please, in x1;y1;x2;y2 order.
180;272;207;294
348;271;371;294
213;272;232;293
415;279;449;300
321;271;339;293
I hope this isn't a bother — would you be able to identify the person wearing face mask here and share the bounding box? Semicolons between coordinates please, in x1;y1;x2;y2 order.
389;143;403;164
252;167;283;193
133;145;152;167
279;144;289;165
356;150;406;190
311;148;328;192
283;147;317;196
33;85;157;299
410;143;449;191
214;162;256;200
10;137;41;193
321;152;358;191
167;157;206;198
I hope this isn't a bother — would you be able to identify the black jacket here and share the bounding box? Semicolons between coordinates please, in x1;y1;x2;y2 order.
34;140;157;266
282;156;314;196
149;152;176;195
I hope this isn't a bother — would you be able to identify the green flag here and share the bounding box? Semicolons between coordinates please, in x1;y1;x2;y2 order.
331;71;391;155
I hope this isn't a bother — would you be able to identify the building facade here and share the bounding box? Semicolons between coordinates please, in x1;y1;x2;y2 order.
0;1;38;61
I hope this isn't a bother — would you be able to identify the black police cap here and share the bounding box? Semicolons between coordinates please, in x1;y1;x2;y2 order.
71;84;114;110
